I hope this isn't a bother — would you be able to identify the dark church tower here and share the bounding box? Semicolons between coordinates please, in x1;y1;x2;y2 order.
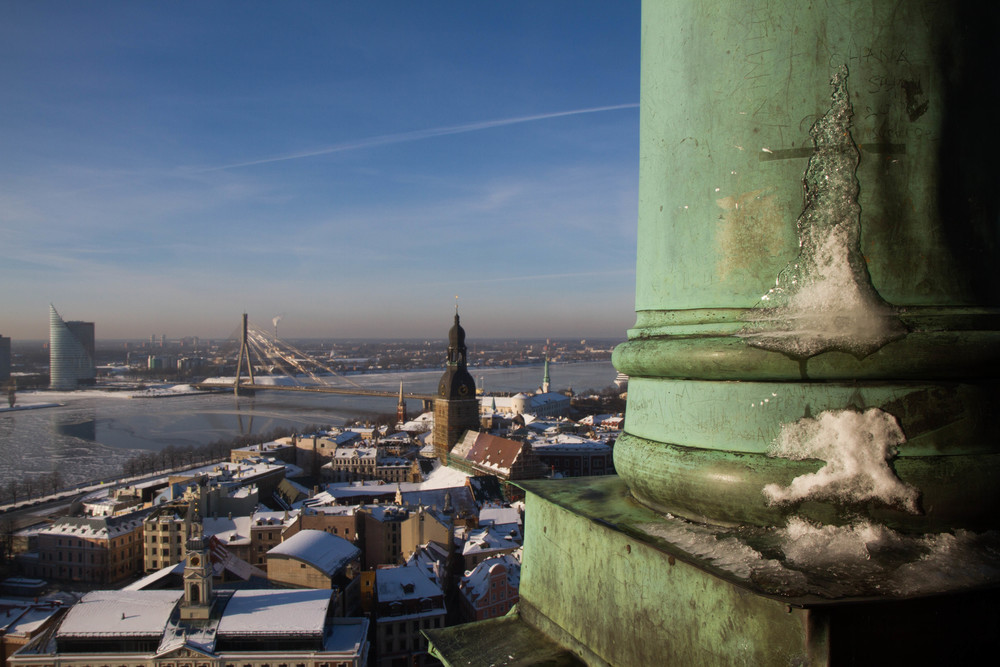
433;310;479;461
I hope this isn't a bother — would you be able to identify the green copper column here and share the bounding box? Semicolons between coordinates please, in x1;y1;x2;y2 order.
614;0;999;531
427;4;1000;664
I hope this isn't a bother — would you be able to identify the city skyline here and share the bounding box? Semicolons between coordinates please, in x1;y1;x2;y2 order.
0;2;640;341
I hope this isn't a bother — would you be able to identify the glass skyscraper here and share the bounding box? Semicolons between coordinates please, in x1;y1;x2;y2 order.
49;305;95;390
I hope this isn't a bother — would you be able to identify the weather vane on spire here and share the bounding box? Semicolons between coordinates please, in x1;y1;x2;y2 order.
455;295;459;313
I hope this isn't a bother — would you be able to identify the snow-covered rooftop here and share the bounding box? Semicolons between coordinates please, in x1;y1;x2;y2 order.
202;516;252;545
376;566;442;603
41;515;145;540
267;529;359;576
300;502;357;516
479;507;521;527
461;525;523;557
417;459;470;489
230;439;295;454
217;589;332;637
460;552;522;602
123;561;185;590
333;446;376;460
323;617;370;654
57;590;183;638
530;434;611;452
4;603;62;637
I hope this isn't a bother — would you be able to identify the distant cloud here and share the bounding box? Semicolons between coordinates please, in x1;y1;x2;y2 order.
200;103;639;172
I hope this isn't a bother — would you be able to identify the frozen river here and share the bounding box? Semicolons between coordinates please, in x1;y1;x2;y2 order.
0;361;617;487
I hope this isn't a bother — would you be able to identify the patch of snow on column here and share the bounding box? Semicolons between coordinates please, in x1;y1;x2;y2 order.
640;516;808;594
763;408;920;513
740;65;905;359
639;514;1000;598
888;529;1000;595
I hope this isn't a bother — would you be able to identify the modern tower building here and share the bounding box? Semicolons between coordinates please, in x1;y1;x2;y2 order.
0;334;10;383
49;305;95;390
432;310;479;461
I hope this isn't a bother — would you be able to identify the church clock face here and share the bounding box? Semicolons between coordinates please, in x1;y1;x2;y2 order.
459;384;470;396
190;556;200;567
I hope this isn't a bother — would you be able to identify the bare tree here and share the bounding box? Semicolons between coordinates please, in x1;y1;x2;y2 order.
0;518;15;563
4;479;18;504
20;476;36;500
47;470;64;495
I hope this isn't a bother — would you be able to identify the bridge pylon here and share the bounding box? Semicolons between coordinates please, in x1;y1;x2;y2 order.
234;313;256;396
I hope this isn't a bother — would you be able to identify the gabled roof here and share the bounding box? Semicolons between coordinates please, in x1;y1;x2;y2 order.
467;476;506;505
464;433;526;474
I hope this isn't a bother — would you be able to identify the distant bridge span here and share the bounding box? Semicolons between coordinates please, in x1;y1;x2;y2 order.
191;382;437;402
204;314;441;405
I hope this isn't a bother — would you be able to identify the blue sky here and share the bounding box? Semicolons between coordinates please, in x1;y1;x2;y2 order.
0;1;639;341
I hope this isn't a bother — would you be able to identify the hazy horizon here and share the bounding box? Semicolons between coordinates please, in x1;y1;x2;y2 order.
9;333;626;348
0;2;640;341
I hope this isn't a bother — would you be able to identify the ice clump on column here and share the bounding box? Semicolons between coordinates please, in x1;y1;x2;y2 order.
888;529;1000;596
640;517;808;594
762;408;920;513
740;65;905;358
639;514;1000;599
780;516;904;566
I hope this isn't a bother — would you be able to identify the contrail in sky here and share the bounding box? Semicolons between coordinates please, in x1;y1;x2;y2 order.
420;268;635;287
202;103;638;171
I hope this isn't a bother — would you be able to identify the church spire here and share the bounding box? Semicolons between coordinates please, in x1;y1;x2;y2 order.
447;307;468;368
397;381;406;426
542;355;551;394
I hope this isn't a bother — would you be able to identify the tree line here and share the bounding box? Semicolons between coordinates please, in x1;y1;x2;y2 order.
0;425;322;508
119;425;319;477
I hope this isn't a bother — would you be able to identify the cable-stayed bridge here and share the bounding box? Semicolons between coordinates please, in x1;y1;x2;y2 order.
191;314;437;404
